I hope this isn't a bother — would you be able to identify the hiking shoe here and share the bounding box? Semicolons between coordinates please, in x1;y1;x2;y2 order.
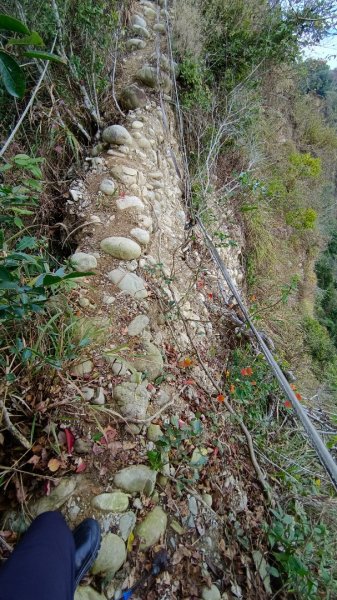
73;518;101;590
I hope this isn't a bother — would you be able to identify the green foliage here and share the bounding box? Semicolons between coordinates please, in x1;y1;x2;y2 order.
285;207;317;230
0;12;66;98
178;56;211;109
288;152;322;179
267;505;337;599
300;58;333;97
147;416;206;482
303;316;336;368
0;155;87;330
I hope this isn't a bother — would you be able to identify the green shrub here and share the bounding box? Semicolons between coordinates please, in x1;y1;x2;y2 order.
289;152;322;178
303;316;336;367
285;207;317;230
178;56;211;109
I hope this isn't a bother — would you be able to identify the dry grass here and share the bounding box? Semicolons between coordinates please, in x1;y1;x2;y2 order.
172;0;204;59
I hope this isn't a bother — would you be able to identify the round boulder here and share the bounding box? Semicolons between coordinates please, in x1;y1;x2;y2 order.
99;179;115;195
100;237;141;260
119;85;147;111
70;252;97;272
102;124;132;146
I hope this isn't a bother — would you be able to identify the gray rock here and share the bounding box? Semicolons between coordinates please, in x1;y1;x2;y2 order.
153;23;166;33
137;66;171;93
120;84;147;111
127;314;150;336
126;38;147;50
74;587;106;600
93;387;105;405
79;297;90;308
102;125;132;146
91;492;129;512
156;389;170;406
70;252;97;273
130;341;163;380
81;386;95;401
201;585;221;600
130;227;150;245
1;510;29;534
114;465;157;495
119;511;136;540
188;495;198;516
114;382;150;420
99;179;115;195
111;165;137;185
143;6;157;20
74;438;91;454
102;293;115;305
126;259;138;272
31;478;77;516
131;13;147;28
132;24;150;39
150;53;171;73
147;424;163;442
108;358;130;376
107;269;148;299
101;237;141;260
202;493;213;508
70;360;94;377
92;533;126;576
116;195;144;211
136;137;151;149
135;506;167;549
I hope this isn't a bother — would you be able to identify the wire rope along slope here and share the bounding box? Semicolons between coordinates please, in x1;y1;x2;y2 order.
159;0;337;492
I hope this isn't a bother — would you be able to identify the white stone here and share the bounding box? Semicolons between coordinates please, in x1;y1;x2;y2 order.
79;297;90;308
88;215;101;223
135;506;167;549
102;294;115;305
201;585;221;600
107;269;148;299
123;165;137;176
91;492;129;512
114;465;156;494
101;237;141;260
82;387;95;401
92;533;126;576
131;120;144;129
138;215;153;230
70;189;81;202
130;228;150;245
70;252;97;272
102;124;132;146
99;179;115;195
93;387;105;405
75;587;105;600
71;360;94;377
126;38;147;50
125;259;138;272
131;14;147;28
116;196;144;211
127;314;150;336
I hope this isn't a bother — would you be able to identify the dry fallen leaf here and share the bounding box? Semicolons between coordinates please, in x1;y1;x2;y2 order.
48;458;61;472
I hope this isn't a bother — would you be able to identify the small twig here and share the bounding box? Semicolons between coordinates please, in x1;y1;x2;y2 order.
0;400;31;451
0;37;57;158
0;534;13;554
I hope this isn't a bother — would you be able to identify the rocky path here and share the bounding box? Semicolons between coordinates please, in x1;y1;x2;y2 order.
3;2;268;600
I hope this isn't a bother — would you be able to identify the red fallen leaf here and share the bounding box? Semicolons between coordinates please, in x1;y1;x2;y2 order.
208;293;213;299
44;480;51;496
65;428;75;454
147;383;155;392
178;419;187;429
27;454;40;468
179;357;193;368
213;447;219;456
75;459;86;473
295;392;303;401
101;426;118;445
196;280;204;289
217;394;225;403
182;379;195;385
284;401;292;409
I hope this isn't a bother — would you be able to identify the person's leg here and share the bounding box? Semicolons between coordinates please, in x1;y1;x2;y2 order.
0;511;75;600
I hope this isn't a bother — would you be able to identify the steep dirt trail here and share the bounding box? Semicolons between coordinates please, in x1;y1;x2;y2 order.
3;2;271;599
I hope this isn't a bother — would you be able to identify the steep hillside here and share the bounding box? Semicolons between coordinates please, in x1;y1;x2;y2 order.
1;1;337;600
